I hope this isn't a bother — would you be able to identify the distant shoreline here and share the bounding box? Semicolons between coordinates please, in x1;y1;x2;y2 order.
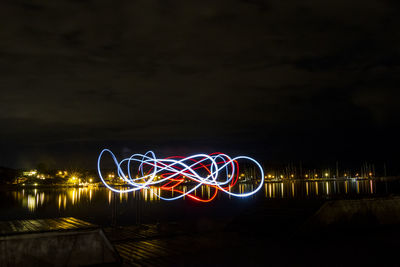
1;176;399;190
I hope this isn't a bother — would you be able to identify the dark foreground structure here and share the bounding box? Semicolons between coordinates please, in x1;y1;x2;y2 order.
104;197;400;266
0;217;120;266
2;197;400;266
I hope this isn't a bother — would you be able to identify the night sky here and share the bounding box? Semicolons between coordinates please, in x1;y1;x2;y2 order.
1;0;399;170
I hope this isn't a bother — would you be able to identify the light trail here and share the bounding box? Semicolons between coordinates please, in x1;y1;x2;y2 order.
97;149;264;202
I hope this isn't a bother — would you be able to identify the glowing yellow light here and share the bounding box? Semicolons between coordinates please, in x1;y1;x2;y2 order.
268;174;272;178
315;174;318;177
325;173;329;177
280;175;284;179
34;183;38;186
89;178;93;182
290;174;294;178
369;172;373;176
305;174;308;178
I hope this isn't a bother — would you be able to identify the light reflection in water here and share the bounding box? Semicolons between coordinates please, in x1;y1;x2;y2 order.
370;180;373;194
291;183;295;198
27;194;36;212
306;182;309;196
40;192;44;205
261;180;379;199
5;179;386;213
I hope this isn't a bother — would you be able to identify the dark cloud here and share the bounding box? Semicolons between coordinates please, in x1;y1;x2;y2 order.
0;0;399;169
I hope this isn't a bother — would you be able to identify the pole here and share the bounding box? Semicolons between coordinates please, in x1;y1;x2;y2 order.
111;192;117;227
136;190;141;225
336;161;339;178
384;163;387;177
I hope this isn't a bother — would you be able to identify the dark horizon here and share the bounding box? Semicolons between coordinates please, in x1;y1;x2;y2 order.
1;0;399;170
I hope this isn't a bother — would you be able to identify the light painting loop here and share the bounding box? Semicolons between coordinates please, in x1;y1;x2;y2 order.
97;149;265;202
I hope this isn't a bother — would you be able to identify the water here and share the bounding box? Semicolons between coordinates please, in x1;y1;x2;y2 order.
1;178;399;226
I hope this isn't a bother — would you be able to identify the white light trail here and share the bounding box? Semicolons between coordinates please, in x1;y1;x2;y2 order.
97;149;264;202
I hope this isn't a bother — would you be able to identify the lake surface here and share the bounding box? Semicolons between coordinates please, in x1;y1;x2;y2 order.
1;178;400;226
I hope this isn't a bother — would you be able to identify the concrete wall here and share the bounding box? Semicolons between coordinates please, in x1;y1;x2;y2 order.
0;229;120;266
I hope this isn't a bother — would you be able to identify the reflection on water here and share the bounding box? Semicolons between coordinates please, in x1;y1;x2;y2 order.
11;187;157;213
264;179;377;199
2;179;398;214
